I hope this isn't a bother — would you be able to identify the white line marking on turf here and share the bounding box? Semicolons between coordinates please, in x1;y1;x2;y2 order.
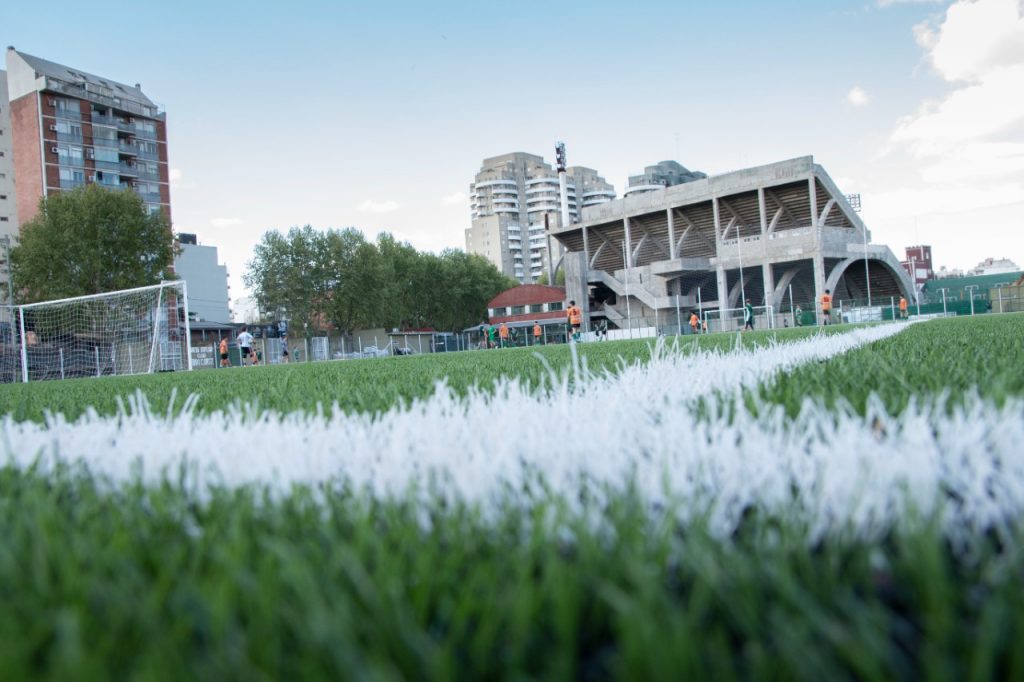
8;322;1022;544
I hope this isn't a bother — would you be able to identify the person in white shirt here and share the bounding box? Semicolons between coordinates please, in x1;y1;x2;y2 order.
236;328;255;366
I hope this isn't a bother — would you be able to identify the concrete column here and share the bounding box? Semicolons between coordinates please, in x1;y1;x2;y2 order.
623;215;633;269
564;251;590;333
808;177;819;236
712;196;722;243
813;254;826;318
758;187;768;235
667;207;676;260
582;225;590;272
716;265;729;323
762;263;775;310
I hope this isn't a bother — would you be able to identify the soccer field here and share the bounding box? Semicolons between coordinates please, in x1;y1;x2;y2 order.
1;316;1023;679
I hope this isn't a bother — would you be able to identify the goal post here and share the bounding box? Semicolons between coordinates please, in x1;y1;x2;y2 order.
13;281;191;383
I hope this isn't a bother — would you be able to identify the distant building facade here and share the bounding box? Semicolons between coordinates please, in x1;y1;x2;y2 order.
967;257;1019;276
174;233;231;323
4;48;171;226
901;245;933;289
624;160;707;197
465;152;615;283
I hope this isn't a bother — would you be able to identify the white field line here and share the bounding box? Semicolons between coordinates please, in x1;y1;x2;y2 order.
5;322;1023;543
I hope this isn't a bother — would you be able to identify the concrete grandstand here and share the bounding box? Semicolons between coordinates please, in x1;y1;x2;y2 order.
550;156;914;331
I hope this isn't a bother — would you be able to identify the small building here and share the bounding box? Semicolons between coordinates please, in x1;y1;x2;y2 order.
478;284;569;345
174;233;231;323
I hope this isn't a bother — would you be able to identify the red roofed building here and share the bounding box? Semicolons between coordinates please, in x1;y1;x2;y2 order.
487;284;566;325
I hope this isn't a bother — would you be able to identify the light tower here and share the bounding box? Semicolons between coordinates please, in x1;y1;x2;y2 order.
555;142;571;230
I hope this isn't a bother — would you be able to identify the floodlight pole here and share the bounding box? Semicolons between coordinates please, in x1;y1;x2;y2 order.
964;284;979;316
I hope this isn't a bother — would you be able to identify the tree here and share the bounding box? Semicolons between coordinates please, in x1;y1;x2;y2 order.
11;184;175;303
245;226;515;335
243;226;329;336
535;269;566;286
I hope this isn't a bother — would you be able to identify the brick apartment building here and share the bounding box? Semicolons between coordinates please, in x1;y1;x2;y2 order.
4;47;171;226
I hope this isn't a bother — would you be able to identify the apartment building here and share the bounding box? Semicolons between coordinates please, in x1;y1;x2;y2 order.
624;160;706;197
465;152;615;283
0;70;17;303
4;48;171;226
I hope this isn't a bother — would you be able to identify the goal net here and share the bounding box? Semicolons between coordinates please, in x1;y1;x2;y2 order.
702;305;776;333
10;281;191;383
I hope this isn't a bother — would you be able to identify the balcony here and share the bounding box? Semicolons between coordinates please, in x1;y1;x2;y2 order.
45;77;163;119
136;147;159;160
475;179;517;189
119;141;138;156
527;204;559;213
582;189;616;198
491;188;518;196
494;206;519;214
137;191;162;202
525;177;559;186
118;163;139;177
56;132;84;144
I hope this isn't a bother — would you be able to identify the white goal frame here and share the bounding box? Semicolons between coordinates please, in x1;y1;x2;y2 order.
10;281;192;383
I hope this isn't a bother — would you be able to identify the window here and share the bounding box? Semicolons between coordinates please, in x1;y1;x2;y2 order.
528;304;543;313
511;305;525;315
0;217;8;222
0;195;6;200
548;302;563;312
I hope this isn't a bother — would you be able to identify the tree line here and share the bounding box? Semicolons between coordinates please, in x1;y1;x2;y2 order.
243;226;516;335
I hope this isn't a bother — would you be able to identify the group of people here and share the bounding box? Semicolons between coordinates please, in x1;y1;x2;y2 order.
219;326;289;367
479;321;545;349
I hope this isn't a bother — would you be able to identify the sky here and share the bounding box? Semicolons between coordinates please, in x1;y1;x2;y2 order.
2;0;1022;303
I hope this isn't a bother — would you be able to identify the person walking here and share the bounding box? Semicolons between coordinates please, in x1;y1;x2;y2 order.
821;289;833;326
219;336;230;368
794;304;803;327
498;322;509;348
899;295;908;320
236;327;255;366
487;324;497;350
533;322;542;346
743;300;755;331
689;311;699;335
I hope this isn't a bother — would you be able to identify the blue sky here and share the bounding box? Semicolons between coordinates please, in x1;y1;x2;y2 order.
3;0;1022;301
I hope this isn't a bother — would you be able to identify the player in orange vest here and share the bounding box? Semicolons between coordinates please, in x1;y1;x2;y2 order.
821;289;833;325
567;300;582;341
498;322;510;348
533;322;542;345
689;312;699;334
899;296;908;319
219;337;230;367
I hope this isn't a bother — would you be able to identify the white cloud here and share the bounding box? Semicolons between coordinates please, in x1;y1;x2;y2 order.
889;0;1024;183
877;0;945;6
169;168;183;183
913;0;1024;82
357;199;400;214
846;86;871;106
211;217;243;228
441;191;467;206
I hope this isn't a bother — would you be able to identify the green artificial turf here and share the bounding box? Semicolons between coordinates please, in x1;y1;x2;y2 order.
0;325;845;424
757;313;1024;415
0;469;1022;680
2;316;1023;679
